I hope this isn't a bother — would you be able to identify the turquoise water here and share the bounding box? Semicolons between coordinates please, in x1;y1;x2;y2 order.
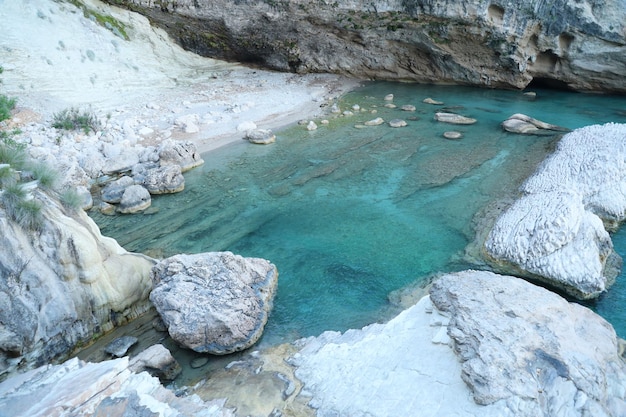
91;82;626;343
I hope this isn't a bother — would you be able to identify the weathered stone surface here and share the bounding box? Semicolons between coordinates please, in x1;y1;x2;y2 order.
0;357;234;417
429;271;626;416
0;192;154;378
142;165;185;195
502;113;570;135
245;129;276;145
435;112;477;124
364;117;384;126
443;130;462;139
158;140;204;172
149;252;278;355
101;175;134;204
104;335;138;358
102;0;626;93
388;119;407;128
485;123;626;299
291;270;626;417
117;184;151;214
129;344;182;381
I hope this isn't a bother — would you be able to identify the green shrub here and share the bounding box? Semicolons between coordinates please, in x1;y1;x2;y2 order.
52;107;101;134
25;161;59;190
0;141;27;170
0;95;16;122
12;198;43;231
59;188;83;210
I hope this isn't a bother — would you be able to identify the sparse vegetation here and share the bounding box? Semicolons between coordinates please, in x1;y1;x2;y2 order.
59;188;84;210
52;107;101;134
66;0;129;40
0;95;16;122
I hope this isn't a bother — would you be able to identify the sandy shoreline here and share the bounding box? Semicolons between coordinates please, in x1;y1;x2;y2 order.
0;0;361;156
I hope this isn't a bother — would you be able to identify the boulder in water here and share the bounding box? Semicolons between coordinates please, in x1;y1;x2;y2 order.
117;184;151;214
501;113;570;135
129;343;182;381
142;165;185;194
158;140;204;172
150;252;278;355
435;112;476;125
245;129;276;145
100;175;134;204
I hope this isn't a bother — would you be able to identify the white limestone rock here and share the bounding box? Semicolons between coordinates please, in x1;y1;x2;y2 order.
129;344;182;381
245;129;276;145
117;185;152;213
501;113;570;135
429;271;626;416
0;192;154;377
0;357;234;417
485;123;626;299
292;270;626;417
158;140;204;172
435;112;477;125
150;252;278;355
142;165;185;194
101;175;135;204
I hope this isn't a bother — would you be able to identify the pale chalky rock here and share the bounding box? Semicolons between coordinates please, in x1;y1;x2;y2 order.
117;185;151;213
158;140;204;172
364;117;384;126
307;121;318;131
429;271;626;416
101;175;134;204
129;343;182;381
0;192;154;377
424;98;444;105
485;123;626;299
245;129;276;145
142;165;185;194
291;270;626;417
401;104;416;111
0;357;234;417
443;131;463;139
389;119;407;128
501;113;570;135
435;112;477;125
150;252;278;355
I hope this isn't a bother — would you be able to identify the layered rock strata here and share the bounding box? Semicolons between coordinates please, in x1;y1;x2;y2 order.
0;191;154;379
485;123;626;299
106;0;626;93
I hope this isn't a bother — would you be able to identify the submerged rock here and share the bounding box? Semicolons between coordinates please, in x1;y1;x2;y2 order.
435;112;477;125
150;252;278;355
485;123;626;299
501;113;570;135
104;335;138;357
364;117;384;126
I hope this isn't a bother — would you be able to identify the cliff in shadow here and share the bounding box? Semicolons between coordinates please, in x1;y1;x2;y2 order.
104;0;626;93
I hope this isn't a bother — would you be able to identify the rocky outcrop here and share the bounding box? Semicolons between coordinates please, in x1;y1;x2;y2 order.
149;252;279;355
484;123;626;299
0;357;234;417
105;0;626;93
290;270;626;417
158;140;205;172
129;344;182;381
0;191;154;379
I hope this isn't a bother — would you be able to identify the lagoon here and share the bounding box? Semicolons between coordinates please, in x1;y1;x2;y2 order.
91;82;626;344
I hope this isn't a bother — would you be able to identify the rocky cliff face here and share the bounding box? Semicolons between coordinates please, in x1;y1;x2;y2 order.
0;191;154;380
104;0;626;93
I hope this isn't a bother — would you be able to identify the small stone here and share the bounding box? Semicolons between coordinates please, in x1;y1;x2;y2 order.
443;131;463;139
371;109;378;114
320;119;330;125
331;104;341;113
354;124;367;129
246;129;276;145
297;119;309;125
423;98;444;105
389;119;407;128
401;105;416;112
104;336;138;357
307;121;318;131
364;117;385;126
352;104;361;111
190;357;210;369
434;112;477;125
384;94;394;101
343;111;354;116
99;202;116;216
384;103;397;109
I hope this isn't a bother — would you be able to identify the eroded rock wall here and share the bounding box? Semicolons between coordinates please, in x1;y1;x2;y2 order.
0;192;154;379
104;0;626;92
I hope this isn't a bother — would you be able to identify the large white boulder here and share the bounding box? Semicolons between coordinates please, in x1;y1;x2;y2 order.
150;252;278;355
485;123;626;299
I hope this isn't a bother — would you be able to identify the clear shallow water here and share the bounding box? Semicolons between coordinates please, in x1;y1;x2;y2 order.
91;82;626;343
